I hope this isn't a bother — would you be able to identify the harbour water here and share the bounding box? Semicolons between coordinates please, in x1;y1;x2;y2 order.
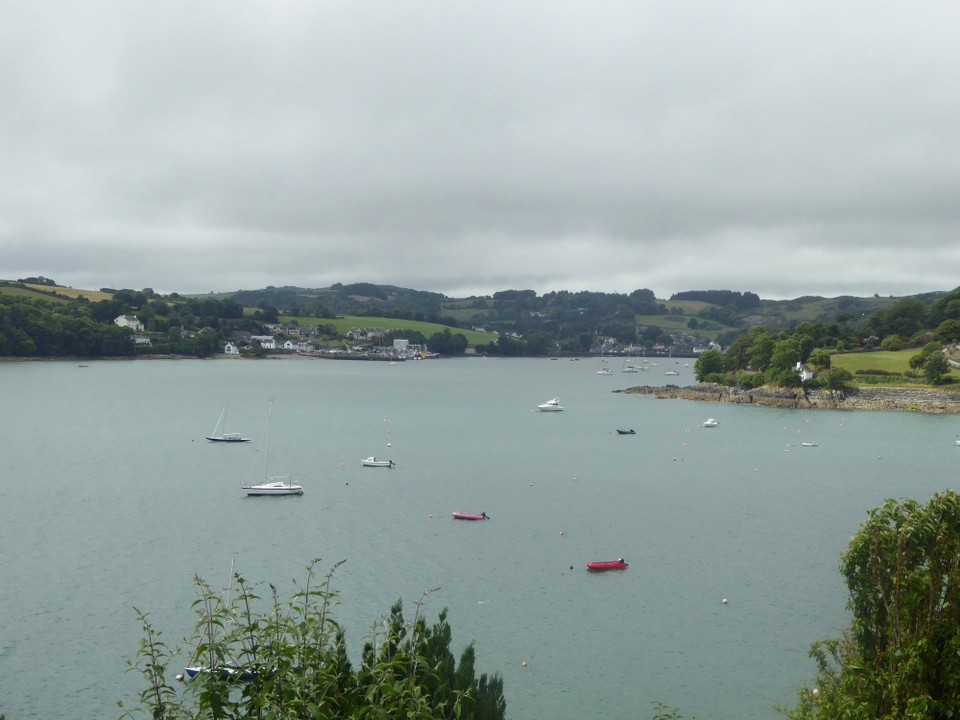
1;356;957;719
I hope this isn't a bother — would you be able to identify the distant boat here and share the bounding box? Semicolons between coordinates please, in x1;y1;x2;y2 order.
801;442;818;447
664;370;680;376
362;457;395;468
703;418;719;428
241;401;303;496
537;397;564;412
616;429;636;435
453;511;489;521
586;559;628;571
206;407;251;443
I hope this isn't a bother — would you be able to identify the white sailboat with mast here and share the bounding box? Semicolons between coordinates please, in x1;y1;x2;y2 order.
241;400;303;496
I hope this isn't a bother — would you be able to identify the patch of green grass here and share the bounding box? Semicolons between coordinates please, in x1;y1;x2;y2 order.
0;283;113;303
833;349;960;385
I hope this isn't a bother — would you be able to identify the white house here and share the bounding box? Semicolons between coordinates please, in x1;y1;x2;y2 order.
114;315;144;332
251;335;276;350
281;340;297;351
796;361;814;382
224;342;240;356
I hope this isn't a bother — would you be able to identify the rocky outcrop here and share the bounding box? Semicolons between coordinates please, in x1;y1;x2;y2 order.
619;383;960;414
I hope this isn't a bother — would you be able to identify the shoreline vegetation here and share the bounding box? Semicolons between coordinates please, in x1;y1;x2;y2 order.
620;382;960;414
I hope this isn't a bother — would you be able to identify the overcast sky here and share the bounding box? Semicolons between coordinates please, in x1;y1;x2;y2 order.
2;1;958;301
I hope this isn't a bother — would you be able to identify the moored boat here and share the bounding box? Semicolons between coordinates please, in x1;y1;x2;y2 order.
537;397;564;412
616;429;636;435
242;478;304;496
241;401;303;496
206;407;251;443
703;418;719;428
362;457;395;468
586;559;628;571
452;511;489;521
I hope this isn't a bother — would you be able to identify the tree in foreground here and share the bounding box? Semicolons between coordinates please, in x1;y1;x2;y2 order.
783;491;960;719
120;559;505;720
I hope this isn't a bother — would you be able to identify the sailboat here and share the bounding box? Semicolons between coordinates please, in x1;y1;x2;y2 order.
241;401;303;496
206;407;251;443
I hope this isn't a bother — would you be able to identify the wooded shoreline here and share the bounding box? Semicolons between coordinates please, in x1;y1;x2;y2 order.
620;382;960;414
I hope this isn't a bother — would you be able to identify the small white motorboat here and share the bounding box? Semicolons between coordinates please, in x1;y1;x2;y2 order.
362;457;395;468
703;418;719;428
537;397;564;412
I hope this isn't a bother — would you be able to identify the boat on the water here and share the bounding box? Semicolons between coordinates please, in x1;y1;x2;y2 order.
452;511;489;521
703;418;719;428
242;401;303;496
616;429;636;435
362;456;395;468
801;442;818;447
537;397;564;412
206;407;251;443
586;559;628;571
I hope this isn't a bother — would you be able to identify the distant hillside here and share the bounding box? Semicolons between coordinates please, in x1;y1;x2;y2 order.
5;276;956;350
226;283;446;318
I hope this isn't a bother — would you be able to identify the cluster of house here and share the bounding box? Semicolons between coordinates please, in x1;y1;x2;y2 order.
113;315;426;358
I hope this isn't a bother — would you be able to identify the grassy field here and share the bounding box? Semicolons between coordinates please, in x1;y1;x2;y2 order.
832;349;960;382
280;315;497;346
0;283;114;303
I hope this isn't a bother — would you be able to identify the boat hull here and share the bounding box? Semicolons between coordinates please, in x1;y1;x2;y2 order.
586;560;628;571
362;457;395;467
242;481;303;496
452;512;489;521
206;436;251;443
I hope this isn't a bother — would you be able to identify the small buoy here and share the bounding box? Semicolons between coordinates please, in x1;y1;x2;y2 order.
559;531;564;536
176;673;184;682
339;462;345;468
428;514;433;519
387;442;392;448
521;661;527;668
722;598;728;605
569;565;573;569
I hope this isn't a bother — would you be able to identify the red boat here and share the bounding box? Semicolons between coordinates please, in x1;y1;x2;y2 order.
452;511;489;521
586;559;628;571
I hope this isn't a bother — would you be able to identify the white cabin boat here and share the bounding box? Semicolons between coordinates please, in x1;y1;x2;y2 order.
537;397;564;412
362;457;395;468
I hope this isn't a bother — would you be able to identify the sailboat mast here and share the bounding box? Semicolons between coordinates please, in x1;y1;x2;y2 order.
264;401;273;480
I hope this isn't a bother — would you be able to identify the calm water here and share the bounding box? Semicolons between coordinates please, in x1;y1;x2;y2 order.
1;356;958;719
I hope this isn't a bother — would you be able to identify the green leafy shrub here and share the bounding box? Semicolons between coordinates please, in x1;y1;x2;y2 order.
120;559;506;720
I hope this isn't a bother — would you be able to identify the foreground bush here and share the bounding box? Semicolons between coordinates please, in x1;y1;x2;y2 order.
783;492;960;719
120;559;505;720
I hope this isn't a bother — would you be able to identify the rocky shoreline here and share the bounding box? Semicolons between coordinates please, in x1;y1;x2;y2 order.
619;382;960;414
